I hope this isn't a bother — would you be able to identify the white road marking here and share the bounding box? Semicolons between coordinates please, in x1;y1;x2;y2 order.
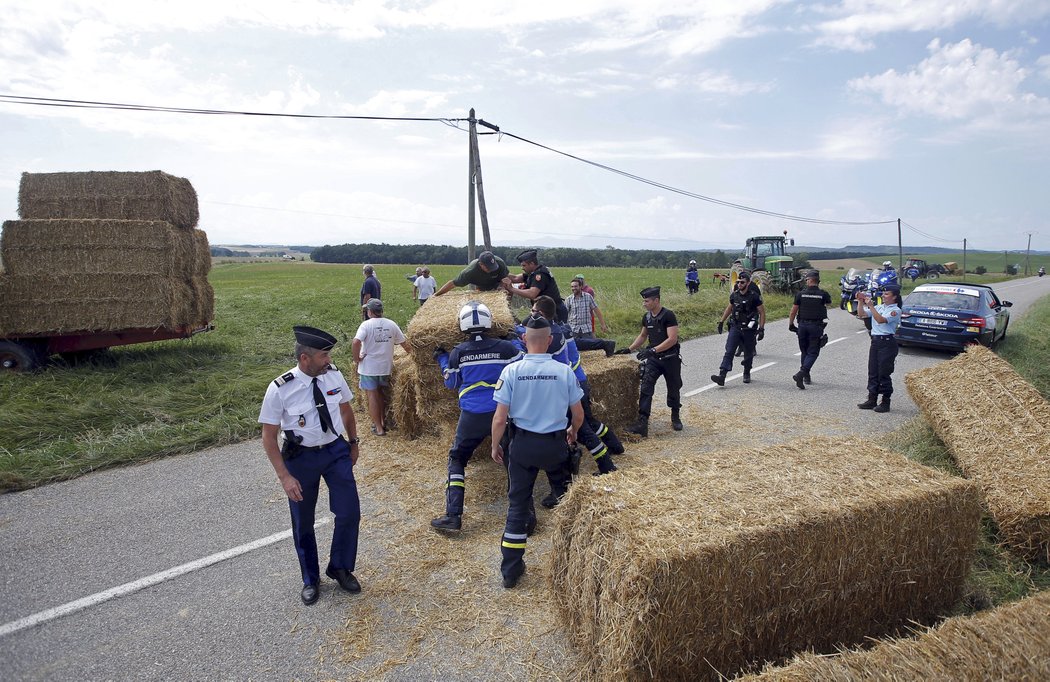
684;362;777;396
0;517;332;639
856;329;868;334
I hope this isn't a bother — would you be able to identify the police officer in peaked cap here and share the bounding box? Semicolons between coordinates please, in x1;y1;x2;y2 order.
490;315;584;588
620;286;684;436
503;248;569;323
258;326;363;605
787;270;832;389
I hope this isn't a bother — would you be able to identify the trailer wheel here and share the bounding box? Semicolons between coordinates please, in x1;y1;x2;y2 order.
0;340;43;372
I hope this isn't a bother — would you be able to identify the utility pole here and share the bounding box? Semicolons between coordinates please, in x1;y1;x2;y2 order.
962;238;967;280
897;218;903;270
1024;232;1034;276
467;108;476;263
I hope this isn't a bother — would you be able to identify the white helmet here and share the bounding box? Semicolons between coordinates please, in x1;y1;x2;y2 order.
459;301;493;333
883;261;893;268
689;259;697;265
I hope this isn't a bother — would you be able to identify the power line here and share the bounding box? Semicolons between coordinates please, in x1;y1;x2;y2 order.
1;94;900;230
900;220;964;244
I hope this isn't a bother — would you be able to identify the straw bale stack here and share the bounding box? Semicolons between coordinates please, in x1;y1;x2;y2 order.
403;290;517;367
0;218;214;335
18;171;199;229
742;590;1050;681
549;436;981;681
905;344;1050;561
577;354;639;431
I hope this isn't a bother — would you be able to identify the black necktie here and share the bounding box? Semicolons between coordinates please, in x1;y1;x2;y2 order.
312;378;335;433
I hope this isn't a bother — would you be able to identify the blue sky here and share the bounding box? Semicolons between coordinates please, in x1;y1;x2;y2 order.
1;1;1048;252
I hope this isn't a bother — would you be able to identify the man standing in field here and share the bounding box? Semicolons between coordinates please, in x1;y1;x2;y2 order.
259;326;362;605
352;299;411;436
414;267;437;306
360;265;381;321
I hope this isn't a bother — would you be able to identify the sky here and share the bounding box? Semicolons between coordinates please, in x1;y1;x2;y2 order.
1;1;1049;253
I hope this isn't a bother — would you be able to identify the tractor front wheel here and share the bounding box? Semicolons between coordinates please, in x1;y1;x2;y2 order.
0;340;44;372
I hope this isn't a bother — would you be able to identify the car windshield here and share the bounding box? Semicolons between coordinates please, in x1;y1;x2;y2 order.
905;291;980;311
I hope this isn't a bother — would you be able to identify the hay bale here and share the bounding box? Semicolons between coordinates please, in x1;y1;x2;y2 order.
403;290;517;368
0;273;187;334
188;277;215;327
0;220;195;278
905;345;1050;561
390;352;424;439
743;590;1050;681
548;436;981;681
579;354;639;431
192;229;212;277
18;171;199;229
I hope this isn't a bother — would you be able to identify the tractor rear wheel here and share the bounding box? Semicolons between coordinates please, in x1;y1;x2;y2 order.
0;340;44;372
751;270;773;293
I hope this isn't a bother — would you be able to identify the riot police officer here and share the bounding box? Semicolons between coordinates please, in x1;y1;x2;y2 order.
711;271;766;386
491;316;584;588
621;286;683;436
504;249;568;322
787;270;832;389
258;326;362;605
431;302;523;534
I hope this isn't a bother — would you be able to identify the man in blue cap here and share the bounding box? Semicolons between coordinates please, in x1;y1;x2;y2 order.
491;315;583;588
259;326;362;605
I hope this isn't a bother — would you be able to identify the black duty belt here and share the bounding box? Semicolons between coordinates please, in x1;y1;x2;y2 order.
799;319;825;323
518;428;566;439
298;436;344;452
871;335;896;341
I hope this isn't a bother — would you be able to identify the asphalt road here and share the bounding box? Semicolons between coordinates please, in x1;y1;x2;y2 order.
1;276;1047;681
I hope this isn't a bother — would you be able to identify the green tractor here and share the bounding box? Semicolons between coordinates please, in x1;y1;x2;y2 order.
730;234;805;293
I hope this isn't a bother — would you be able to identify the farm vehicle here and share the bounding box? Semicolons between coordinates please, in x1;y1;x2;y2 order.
730;234;805;293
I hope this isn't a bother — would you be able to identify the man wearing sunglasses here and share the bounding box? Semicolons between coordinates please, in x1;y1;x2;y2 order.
711;271;766;386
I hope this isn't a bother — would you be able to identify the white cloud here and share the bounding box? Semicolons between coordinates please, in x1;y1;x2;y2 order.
848;38;1050;132
809;0;1050;52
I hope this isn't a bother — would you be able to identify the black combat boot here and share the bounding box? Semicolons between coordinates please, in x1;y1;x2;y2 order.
541;491;560;508
792;371;805;390
742;370;751;384
430;514;462;533
803;370;812;385
671;408;683;431
710;370;727;386
594;455;618;475
603;340;616;357
626;418;648;438
857;395;878;409
873;396;891;413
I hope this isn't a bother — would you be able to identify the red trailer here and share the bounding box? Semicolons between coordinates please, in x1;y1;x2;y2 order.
1;324;212;371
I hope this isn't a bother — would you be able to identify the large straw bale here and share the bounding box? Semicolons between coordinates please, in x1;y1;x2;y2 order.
403;290;517;368
18;171;199;229
577;354;639;431
390;352;424;439
0;273;188;334
192;229;212;277
0;220;195;278
549;436;981;681
905;344;1050;561
742;590;1050;681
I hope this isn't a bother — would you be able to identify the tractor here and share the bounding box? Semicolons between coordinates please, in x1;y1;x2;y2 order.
903;258;947;281
730;234;805;293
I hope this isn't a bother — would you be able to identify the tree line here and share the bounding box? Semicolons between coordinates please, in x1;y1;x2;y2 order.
310;243;736;269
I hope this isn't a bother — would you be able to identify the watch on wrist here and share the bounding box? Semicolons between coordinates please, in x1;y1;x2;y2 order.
348;437;360;445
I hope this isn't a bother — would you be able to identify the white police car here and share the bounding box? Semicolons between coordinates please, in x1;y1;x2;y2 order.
896;282;1011;351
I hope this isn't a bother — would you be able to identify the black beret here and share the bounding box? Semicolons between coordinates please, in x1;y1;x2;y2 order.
806;270;820;282
524;314;550;330
293;325;337;350
639;286;661;298
516;249;538;264
737;270;751;280
883;285;901;294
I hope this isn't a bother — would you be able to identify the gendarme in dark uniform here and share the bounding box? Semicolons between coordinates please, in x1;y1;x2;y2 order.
711;271;765;386
259;326;362;606
787;270;832;389
490;315;584;588
623;286;683;436
506;249;568;323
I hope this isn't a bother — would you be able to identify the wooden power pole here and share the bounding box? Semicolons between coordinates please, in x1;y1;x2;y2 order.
466;108;494;263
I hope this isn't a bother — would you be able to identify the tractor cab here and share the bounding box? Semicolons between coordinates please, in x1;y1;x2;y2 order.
732;235;802;292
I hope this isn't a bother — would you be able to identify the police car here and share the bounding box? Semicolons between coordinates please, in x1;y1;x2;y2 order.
896;282;1011;351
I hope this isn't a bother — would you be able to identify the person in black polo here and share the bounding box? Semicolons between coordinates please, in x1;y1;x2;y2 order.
620;286;683;436
504;249;568;322
711;271;765;387
490;315;583;588
787;270;832;389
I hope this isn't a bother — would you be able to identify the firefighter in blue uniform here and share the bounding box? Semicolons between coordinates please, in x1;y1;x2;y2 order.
430;302;523;533
491;315;584;588
711;272;766;387
515;296;619;488
259;326;362;606
787;270;832;389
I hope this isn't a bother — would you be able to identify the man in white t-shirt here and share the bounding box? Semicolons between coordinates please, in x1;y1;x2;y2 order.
413;267;437;306
352;299;410;436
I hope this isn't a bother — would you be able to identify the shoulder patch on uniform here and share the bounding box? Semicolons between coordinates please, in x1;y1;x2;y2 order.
890;311;898;317
273;371;295;387
494;379;504;390
534;273;542;281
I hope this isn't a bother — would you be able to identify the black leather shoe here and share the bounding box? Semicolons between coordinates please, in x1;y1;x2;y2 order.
626;420;648;438
792;371;806;390
541;493;559;509
325;566;361;593
502;565;526;589
603;340;616;357
301;583;319;605
430;514;462;533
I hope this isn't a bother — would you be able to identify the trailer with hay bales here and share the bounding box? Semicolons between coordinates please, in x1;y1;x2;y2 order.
0;170;214;371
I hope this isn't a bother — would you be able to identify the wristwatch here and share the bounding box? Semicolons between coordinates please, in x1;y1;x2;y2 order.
347;436;360;445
